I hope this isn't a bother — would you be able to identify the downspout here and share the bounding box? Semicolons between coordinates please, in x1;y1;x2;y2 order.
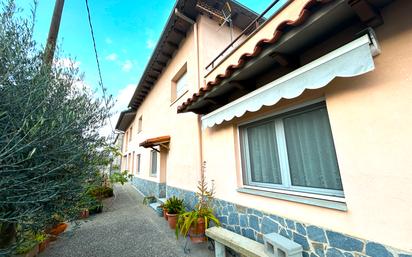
175;9;204;176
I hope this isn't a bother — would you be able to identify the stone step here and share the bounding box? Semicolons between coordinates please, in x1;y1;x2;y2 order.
149;202;161;211
158;198;167;204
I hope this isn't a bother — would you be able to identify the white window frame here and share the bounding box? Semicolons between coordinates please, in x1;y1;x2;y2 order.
239;99;344;198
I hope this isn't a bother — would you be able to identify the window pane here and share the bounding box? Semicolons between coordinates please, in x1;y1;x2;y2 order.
283;106;342;190
176;72;187;97
151;150;157;175
246;121;282;184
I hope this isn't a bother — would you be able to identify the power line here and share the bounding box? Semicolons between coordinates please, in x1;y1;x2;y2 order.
84;0;115;136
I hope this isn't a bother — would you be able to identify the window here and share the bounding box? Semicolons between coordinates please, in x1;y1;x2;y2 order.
127;153;131;171
240;101;343;197
138;116;142;133
175;71;187;98
123;155;127;170
150;150;158;176
171;64;187;102
124;131;128;150
129;126;133;141
136;154;141;174
131;151;135;174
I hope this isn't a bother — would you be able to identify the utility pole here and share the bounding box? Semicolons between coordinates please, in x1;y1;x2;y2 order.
44;0;65;66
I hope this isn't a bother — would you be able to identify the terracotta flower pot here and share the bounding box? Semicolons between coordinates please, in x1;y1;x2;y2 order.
189;218;206;243
38;238;50;253
166;213;178;229
48;223;68;241
163;209;168;221
80;209;89;219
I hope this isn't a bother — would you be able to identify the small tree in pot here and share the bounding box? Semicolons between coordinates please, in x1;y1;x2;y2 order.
176;162;220;243
163;197;184;229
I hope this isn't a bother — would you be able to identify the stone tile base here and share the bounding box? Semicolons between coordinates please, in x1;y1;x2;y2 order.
165;185;411;257
132;176;165;198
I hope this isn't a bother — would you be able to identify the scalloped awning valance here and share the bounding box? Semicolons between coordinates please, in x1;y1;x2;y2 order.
201;35;376;129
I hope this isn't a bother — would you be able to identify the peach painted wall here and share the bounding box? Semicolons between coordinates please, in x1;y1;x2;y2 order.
121;15;244;192
201;0;412;252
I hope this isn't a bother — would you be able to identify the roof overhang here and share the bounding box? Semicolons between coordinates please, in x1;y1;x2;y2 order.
201;34;377;129
115;109;136;132
177;0;392;114
127;0;263;111
139;136;171;151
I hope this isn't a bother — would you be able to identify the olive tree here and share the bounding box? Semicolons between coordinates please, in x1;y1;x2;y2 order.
0;1;113;254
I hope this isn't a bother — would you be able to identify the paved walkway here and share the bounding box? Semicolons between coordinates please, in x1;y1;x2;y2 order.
40;183;214;257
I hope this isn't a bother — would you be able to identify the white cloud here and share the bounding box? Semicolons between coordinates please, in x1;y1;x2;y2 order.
105;53;118;61
146;39;156;49
105;37;113;44
122;60;133;72
54;58;80;69
100;84;136;138
145;29;157;50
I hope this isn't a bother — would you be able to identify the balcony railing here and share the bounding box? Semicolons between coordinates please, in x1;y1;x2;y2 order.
205;0;291;75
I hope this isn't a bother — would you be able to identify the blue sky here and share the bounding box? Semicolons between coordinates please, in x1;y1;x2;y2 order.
15;0;278;135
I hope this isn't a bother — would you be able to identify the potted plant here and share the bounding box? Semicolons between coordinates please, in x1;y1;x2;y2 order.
80;208;89;219
160;203;168;221
163;196;184;229
14;230;46;257
46;214;68;241
176;161;220;243
36;232;49;253
14;240;38;257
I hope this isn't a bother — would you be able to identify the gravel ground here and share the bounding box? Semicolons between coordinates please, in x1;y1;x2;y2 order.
40;183;214;257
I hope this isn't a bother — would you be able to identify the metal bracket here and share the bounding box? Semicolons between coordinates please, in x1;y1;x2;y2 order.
150;147;160;153
356;27;381;56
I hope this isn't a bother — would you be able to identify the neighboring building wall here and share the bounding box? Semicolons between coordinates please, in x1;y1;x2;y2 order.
194;0;412;254
112;133;124;171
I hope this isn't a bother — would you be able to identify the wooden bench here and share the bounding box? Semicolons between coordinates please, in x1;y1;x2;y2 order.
206;227;268;257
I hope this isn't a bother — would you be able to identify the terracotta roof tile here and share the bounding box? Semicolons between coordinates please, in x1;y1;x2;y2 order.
177;0;332;113
139;136;171;148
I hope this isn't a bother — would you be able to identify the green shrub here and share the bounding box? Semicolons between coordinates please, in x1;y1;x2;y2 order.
109;170;130;185
14;230;46;254
87;186;114;199
164;197;184;214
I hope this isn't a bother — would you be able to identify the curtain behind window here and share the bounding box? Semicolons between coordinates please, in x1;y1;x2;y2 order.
247;121;282;184
283;107;342;190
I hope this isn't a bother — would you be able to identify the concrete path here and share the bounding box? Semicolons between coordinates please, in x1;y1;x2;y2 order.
40;183;214;257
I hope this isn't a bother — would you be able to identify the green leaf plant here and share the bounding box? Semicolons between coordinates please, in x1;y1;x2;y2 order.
175;161;220;239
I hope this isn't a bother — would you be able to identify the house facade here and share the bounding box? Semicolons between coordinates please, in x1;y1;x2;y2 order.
116;0;412;256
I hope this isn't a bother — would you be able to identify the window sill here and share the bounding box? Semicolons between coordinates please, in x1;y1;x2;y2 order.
237;187;347;211
170;90;189;106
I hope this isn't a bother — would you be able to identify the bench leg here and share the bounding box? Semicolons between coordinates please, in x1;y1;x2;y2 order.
214;241;226;257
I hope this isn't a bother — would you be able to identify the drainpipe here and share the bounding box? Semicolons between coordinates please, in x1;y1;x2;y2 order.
174;8;204;176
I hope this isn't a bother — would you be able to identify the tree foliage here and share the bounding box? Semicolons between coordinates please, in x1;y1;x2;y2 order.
0;1;113;254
